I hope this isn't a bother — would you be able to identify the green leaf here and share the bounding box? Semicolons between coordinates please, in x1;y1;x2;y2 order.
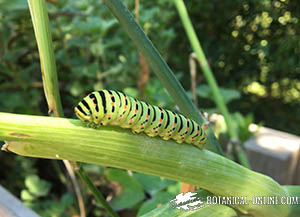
69;81;85;97
84;62;99;78
67;36;90;48
60;193;74;209
219;88;241;104
90;42;104;57
123;87;139;98
21;189;35;201
34;201;66;217
137;191;176;216
133;172;176;195
86;17;103;34
167;182;181;195
0;0;28;10
106;168;144;210
2;48;27;61
25;175;51;197
196;85;211;98
196;84;241;104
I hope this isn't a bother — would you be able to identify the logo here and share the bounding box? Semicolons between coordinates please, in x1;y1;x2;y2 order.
169;193;299;211
169;192;204;210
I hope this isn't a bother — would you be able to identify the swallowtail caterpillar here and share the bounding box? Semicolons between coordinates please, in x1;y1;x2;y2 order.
74;90;206;148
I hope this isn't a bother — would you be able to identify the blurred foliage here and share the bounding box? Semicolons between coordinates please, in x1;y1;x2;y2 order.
21;175;74;217
0;0;299;216
171;0;300;135
195;84;241;112
105;168;144;210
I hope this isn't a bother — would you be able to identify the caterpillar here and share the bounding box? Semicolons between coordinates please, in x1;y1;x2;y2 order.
74;90;206;148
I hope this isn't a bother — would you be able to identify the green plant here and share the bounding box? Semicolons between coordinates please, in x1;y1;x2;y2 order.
1;0;300;216
0;113;292;217
21;175;74;217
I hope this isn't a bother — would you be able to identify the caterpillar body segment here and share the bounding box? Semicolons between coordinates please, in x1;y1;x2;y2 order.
74;90;206;148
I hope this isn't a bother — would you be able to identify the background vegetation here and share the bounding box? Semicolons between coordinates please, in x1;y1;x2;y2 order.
0;0;299;216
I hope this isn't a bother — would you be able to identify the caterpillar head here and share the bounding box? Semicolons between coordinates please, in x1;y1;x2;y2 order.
74;103;92;124
74;92;105;126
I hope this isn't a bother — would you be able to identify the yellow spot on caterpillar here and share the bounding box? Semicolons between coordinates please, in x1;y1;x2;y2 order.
111;102;115;106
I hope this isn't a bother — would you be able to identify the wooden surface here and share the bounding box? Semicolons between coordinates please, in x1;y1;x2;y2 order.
244;125;300;185
0;186;40;217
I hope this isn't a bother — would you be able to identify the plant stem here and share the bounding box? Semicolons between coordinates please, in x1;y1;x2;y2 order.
0;112;291;217
26;1;112;216
27;0;63;117
102;0;223;155
76;166;119;217
173;0;236;138
103;0;200;123
174;0;251;167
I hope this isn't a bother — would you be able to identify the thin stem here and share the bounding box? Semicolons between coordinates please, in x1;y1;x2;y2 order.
63;160;86;217
27;0;63;117
189;53;198;107
173;0;236;137
174;0;250;167
76;166;119;217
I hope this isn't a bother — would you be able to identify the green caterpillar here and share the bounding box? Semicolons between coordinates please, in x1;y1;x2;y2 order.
74;90;206;148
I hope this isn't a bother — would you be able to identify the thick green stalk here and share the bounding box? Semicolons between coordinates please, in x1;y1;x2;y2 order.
102;0;223;155
174;0;250;167
27;0;63;117
0;113;291;217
